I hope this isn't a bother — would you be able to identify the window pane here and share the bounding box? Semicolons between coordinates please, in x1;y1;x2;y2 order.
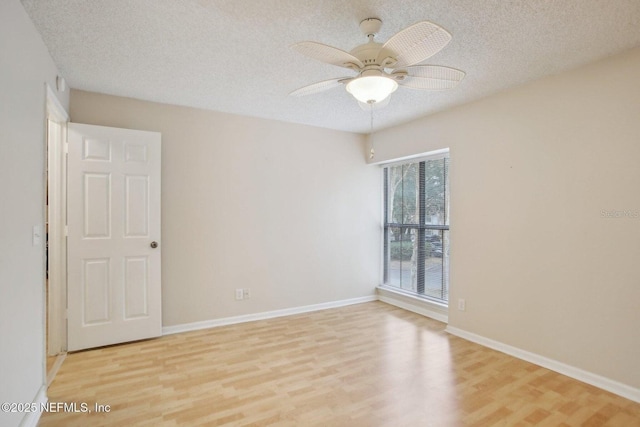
423;229;449;302
403;229;418;292
387;163;419;225
424;158;447;225
386;227;418;292
386;226;402;288
443;229;449;299
445;157;450;225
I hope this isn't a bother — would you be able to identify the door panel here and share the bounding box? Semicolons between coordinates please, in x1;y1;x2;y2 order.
83;173;111;237
83;258;110;324
125;175;149;236
67;123;161;351
124;256;149;319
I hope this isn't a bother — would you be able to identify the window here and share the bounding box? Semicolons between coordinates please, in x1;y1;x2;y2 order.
383;154;450;304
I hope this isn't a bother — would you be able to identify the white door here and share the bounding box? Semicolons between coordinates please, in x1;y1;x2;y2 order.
67;123;162;351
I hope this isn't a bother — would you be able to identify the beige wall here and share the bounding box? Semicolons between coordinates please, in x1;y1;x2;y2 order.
0;1;70;426
370;48;640;388
70;91;380;327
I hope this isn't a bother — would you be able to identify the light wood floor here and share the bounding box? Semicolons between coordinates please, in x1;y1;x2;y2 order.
40;302;640;426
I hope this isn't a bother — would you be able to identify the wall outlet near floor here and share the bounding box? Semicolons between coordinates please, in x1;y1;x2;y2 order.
458;298;466;311
235;289;244;300
243;288;251;299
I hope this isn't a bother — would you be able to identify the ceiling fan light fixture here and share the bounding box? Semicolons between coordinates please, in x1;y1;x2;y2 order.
346;75;398;104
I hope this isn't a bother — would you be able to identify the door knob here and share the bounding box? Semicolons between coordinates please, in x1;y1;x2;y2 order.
150;241;158;248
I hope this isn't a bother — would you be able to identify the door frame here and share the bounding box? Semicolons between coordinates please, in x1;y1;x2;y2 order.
46;84;69;356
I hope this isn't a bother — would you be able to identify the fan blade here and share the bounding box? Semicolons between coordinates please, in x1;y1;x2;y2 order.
289;77;353;97
358;96;391;111
398;65;465;90
378;21;452;68
291;41;364;69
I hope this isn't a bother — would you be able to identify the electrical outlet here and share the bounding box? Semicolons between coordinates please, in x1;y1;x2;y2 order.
235;289;243;300
243;288;251;299
458;298;466;311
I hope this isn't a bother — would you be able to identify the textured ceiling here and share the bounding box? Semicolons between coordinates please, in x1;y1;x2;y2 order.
21;0;640;134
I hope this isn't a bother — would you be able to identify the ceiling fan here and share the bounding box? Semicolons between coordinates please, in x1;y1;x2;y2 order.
290;18;465;109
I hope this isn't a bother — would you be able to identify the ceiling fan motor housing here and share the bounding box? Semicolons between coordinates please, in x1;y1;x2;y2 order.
350;42;383;66
352;18;389;69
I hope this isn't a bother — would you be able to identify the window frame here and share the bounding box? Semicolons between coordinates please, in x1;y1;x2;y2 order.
381;151;450;304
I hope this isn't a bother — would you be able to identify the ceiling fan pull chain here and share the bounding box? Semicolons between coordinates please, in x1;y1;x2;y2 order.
369;101;375;159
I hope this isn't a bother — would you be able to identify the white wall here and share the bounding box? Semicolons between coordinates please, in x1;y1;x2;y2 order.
0;1;70;426
70;91;380;327
370;48;640;390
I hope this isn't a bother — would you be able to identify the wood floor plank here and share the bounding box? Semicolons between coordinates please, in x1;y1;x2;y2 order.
39;301;640;426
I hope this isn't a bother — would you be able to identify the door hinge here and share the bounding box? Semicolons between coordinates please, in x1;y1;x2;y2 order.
64;309;68;319
64;225;68;236
63;141;69;154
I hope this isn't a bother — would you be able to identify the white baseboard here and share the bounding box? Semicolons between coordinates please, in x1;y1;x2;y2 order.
20;385;47;427
162;295;378;335
446;326;640;403
376;287;448;323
